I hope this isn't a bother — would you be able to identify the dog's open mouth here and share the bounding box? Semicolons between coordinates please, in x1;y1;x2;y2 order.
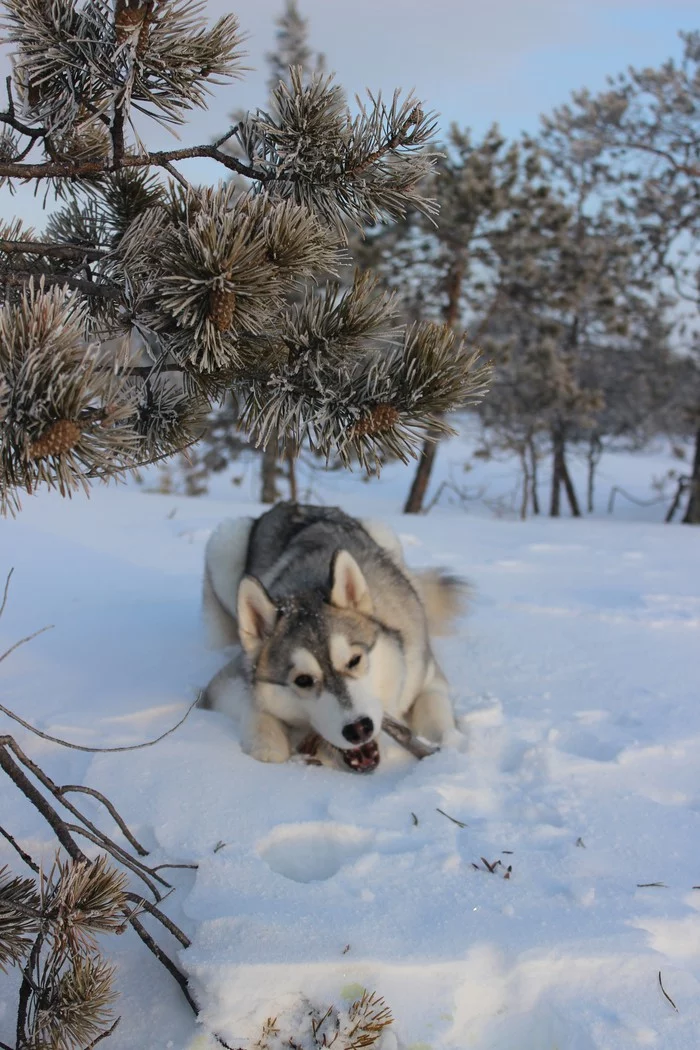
339;739;380;774
297;732;381;774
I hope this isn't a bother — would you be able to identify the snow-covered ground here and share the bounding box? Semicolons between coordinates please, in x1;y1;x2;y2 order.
1;454;699;1049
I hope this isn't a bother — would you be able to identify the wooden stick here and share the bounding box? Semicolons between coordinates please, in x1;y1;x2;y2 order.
381;714;440;759
297;716;440;766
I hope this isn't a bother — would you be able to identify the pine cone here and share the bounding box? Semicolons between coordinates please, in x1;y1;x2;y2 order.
208;287;237;332
352;404;400;437
28;420;81;460
26;80;45;110
0;131;17;163
115;0;154;54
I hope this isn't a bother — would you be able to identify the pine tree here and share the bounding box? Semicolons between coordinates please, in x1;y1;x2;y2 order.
356;125;519;512
543;31;700;522
0;0;489;517
480;123;662;518
266;0;325;95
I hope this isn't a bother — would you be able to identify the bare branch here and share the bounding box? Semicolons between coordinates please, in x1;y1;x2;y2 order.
0;823;40;873
0;626;54;667
128;916;198;1016
83;1017;122;1049
0;568;13;621
57;785;149;857
0;694;201;753
123;893;191;948
0;745;85;861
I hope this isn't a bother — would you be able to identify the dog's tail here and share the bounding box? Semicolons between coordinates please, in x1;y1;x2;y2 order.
202;517;254;649
412;569;470;637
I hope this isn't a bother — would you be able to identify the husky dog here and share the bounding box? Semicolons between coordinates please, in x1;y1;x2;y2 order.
201;502;465;773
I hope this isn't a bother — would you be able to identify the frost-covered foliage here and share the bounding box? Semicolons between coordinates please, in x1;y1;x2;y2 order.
251;992;393;1050
0;0;489;515
0;856;127;1049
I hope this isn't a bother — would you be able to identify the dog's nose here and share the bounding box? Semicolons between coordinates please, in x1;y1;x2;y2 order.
342;717;374;745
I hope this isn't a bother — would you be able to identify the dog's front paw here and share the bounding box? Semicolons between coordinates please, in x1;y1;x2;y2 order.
248;741;290;764
243;711;291;764
442;726;467;750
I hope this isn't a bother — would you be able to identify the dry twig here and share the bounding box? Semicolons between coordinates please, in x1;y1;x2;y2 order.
658;971;678;1012
435;807;468;828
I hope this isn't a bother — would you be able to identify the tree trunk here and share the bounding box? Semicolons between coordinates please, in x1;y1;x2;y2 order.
550;429;581;518
681;424;700;525
549;432;563;518
287;448;298;502
519;447;532;521
403;436;439;514
586;435;602;514
402;258;464;514
260;431;279;504
528;436;540;515
561;451;582;517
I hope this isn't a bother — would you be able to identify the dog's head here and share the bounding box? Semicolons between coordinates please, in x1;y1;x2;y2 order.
237;550;388;764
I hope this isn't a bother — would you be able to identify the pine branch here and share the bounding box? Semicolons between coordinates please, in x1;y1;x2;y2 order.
2;270;121;300
0;239;107;261
0;141;266;182
0;2;489;511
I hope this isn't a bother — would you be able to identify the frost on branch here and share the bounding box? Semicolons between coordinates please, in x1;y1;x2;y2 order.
0;0;490;513
0;856;127;1049
251;990;394;1050
0;281;137;516
235;69;439;229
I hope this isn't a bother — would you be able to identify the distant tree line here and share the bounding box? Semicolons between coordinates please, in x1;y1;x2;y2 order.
190;8;699;524
359;29;700;522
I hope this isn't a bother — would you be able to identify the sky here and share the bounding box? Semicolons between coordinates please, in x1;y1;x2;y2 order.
0;0;696;226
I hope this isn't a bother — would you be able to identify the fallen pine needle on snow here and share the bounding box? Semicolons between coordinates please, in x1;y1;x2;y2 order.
480;857;500;873
658;971;678;1012
637;882;667;888
436;807;468;828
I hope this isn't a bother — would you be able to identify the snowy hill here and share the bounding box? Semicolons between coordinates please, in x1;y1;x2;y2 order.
1;483;699;1049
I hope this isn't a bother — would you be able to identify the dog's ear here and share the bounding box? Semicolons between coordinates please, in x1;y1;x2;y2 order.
329;550;373;615
237;576;277;656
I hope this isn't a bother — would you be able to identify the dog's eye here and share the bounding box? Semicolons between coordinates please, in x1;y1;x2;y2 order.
347;653;362;670
294;674;314;689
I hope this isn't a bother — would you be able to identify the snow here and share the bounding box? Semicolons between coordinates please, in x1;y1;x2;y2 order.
1;467;699;1049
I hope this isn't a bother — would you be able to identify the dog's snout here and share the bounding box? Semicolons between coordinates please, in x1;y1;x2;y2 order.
342;716;374;745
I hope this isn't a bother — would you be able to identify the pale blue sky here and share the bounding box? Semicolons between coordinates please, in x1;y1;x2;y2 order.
1;0;696;225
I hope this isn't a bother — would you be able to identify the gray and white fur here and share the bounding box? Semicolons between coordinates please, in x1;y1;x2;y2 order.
201;502;466;769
